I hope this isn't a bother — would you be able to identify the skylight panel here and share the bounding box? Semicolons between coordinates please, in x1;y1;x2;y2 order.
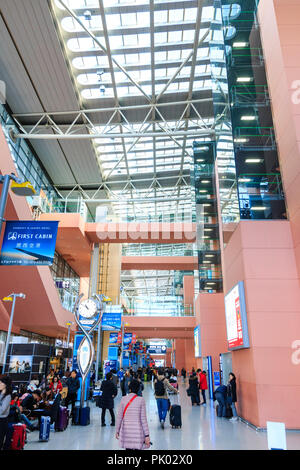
183;30;195;42
106;14;122;29
155;32;168;44
168;31;182;43
169;9;184;23
154;10;168;24
61;15;102;32
125;53;139;64
184;8;197;21
155;51;167;61
55;0;98;8
109;35;124;49
202;6;215;21
138;34;151;47
123;34;138;47
167;50;182;61
122;13;137;26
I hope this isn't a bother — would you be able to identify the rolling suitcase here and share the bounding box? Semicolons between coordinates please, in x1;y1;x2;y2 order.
4;423;25;450
169;394;182;429
79;406;90;426
55;406;69;431
39;416;51;442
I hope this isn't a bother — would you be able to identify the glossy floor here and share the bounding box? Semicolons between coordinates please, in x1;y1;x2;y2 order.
26;380;300;450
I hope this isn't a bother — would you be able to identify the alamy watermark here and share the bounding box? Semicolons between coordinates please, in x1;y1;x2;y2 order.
0;80;6;105
291;80;300;105
291;340;300;365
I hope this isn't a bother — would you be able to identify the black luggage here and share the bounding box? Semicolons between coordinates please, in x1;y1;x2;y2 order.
80;406;90;426
169;404;182;429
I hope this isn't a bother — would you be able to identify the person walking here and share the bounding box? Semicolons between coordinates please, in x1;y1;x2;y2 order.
111;369;119;391
188;372;200;406
0;375;12;450
214;385;227;417
123;369;132;396
199;370;208;405
181;368;186;383
115;379;150;450
65;370;80;419
154;368;178;429
99;372;118;426
227;373;238;421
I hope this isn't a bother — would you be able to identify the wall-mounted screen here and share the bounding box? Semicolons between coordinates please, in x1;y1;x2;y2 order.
224;281;250;350
9;355;32;373
194;326;201;358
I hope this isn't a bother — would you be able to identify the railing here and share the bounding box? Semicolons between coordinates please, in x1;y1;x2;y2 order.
238;173;287;220
228;47;264;68
231;85;269;107
123;297;195;317
234;127;276;150
122;244;197;257
43;196;196;224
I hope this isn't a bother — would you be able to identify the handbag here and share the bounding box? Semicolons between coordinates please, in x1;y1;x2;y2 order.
186;388;191;397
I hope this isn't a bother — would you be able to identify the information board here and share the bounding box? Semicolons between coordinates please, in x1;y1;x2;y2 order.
224;281;250;350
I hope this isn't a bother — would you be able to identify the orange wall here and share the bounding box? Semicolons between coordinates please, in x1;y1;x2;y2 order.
183;275;194;308
0;128;75;338
223;221;300;429
259;0;300;284
195;292;227;372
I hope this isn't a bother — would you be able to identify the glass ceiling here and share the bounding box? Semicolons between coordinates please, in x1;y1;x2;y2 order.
52;0;226;299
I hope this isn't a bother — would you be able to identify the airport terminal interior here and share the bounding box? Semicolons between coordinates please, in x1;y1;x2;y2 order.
0;0;300;452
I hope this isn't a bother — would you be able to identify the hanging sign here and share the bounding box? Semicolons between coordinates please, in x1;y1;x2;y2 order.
0;220;58;266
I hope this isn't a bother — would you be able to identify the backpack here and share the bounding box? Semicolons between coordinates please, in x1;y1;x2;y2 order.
154;379;165;396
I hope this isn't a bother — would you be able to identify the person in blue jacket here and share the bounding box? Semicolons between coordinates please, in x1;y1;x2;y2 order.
214;384;227;417
117;368;124;382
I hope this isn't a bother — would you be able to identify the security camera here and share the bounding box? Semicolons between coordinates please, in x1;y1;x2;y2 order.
84;10;92;21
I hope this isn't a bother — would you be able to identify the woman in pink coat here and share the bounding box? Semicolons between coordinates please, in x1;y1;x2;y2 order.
115;379;151;450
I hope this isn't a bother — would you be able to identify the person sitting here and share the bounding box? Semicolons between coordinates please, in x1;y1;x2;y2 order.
31;390;61;428
50;376;63;395
8;392;35;431
19;388;40;414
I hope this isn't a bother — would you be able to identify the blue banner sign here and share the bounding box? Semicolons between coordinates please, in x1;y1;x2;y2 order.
0;220;58;266
101;312;122;331
109;332;119;344
123;333;132;345
214;371;221;388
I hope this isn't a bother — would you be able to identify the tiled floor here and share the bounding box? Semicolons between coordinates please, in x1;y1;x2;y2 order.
26;380;300;450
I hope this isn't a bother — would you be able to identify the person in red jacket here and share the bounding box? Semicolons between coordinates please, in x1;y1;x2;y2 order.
49;375;63;394
199;370;208;405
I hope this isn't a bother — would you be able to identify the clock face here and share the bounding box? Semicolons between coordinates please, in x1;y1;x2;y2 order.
78;299;98;319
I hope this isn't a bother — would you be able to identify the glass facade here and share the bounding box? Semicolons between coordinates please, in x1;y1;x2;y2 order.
0;104;54;199
50;251;80;312
221;0;287;220
193;141;223;293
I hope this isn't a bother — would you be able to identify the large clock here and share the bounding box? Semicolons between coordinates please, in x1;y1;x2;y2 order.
78;298;98;319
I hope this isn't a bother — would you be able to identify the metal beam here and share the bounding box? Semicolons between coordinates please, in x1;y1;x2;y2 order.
13;129;217;140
